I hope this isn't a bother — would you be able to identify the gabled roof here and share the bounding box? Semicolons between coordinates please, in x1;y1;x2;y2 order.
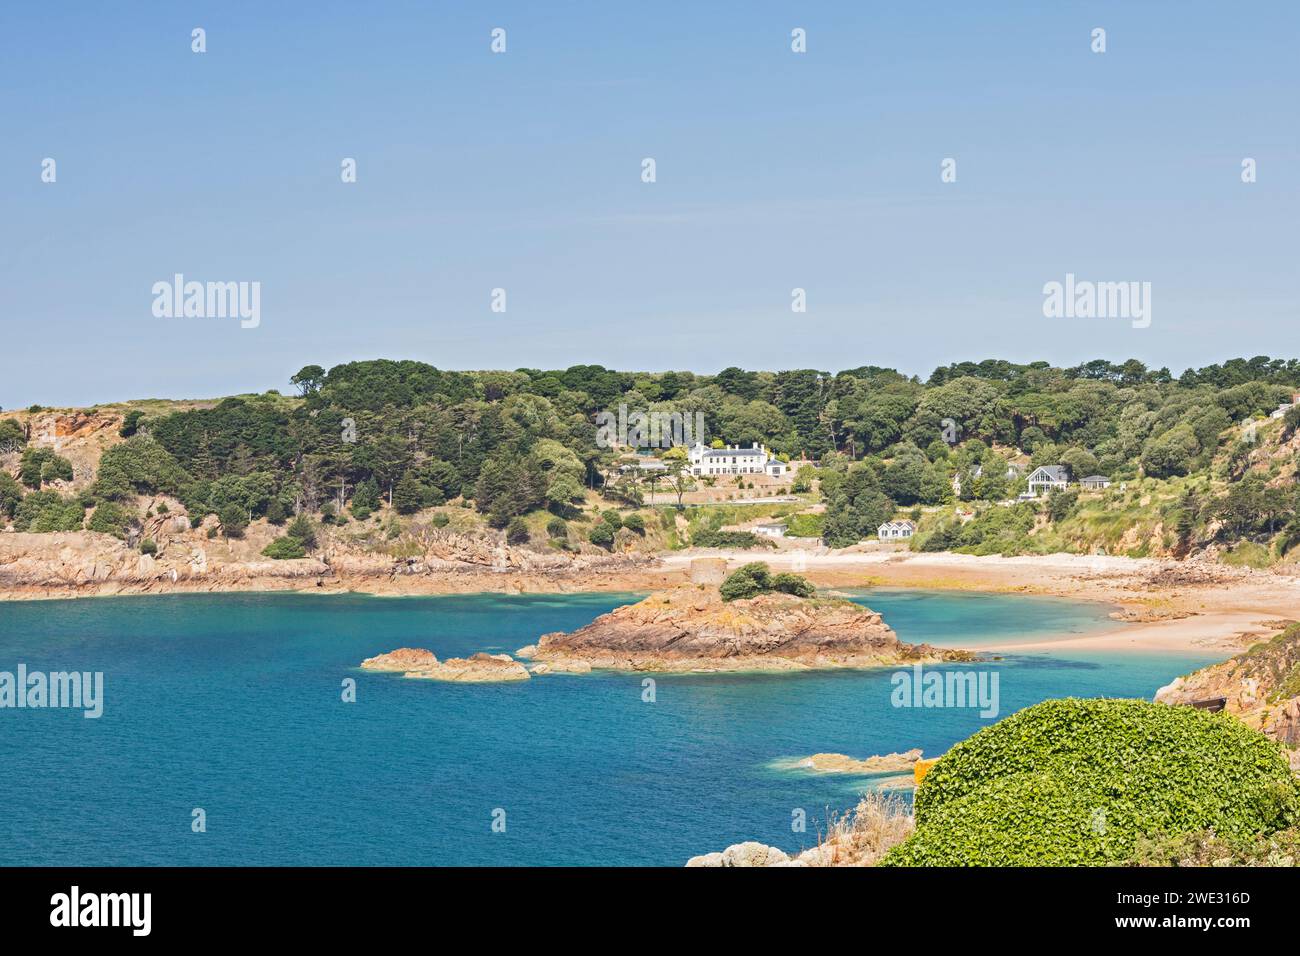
1028;465;1069;482
1081;475;1110;482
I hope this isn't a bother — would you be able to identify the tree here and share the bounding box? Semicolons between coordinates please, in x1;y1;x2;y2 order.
822;463;896;547
119;409;146;437
0;472;23;519
505;517;530;545
392;471;425;515
1141;425;1200;478
218;503;248;538
351;477;380;519
286;514;317;549
87;500;131;538
0;418;26;453
290;365;326;397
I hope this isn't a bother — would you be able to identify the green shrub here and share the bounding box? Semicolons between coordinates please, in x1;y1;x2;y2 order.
262;537;307;559
218;504;248;538
13;491;84;532
19;447;73;488
0;472;24;520
119;409;145;437
546;516;568;539
0;418;26;451
588;522;615;549
87;501;132;538
884;698;1300;866
691;529;772;549
622;512;645;535
139;538;157;556
719;562;770;601
719;562;815;601
505;517;530;545
770;572;816;598
430;512;450;528
286;514;317;549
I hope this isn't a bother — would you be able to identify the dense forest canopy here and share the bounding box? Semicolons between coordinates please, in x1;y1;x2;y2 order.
3;356;1300;556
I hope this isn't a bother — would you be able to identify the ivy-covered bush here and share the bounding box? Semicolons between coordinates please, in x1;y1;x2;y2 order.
884;698;1300;866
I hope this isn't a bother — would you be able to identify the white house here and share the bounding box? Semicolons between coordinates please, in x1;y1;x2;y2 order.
689;442;788;477
1270;394;1300;419
1025;465;1070;498
753;523;786;539
877;519;916;540
1080;475;1111;490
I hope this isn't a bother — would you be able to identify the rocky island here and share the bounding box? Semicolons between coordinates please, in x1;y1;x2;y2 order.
519;564;976;673
360;647;531;683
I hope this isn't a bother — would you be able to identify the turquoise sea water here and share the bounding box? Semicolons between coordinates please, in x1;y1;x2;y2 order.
0;589;1222;866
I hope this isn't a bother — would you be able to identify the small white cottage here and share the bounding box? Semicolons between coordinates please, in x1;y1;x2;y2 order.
877;520;916;540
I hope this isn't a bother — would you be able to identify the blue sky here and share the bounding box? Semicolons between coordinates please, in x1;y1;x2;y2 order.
2;1;1297;406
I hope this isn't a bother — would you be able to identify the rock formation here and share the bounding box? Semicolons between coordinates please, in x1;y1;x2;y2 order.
360;648;530;682
527;585;974;673
1155;623;1300;765
795;749;924;774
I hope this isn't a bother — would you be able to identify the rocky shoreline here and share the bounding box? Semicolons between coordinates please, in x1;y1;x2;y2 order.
521;585;975;673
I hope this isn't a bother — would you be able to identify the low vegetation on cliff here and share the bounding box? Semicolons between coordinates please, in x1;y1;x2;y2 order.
883;699;1300;866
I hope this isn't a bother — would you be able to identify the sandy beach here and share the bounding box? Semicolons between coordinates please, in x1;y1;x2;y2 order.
658;549;1300;657
3;537;1296;660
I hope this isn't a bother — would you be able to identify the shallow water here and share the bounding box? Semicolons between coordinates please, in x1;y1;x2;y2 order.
0;590;1222;865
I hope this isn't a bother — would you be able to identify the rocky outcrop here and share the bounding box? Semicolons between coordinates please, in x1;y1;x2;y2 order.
1156;624;1300;758
686;842;792;867
361;648;530;682
795;749;924;774
529;586;974;673
0;531;328;593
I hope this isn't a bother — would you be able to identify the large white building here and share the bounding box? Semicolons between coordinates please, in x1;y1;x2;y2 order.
688;442;788;477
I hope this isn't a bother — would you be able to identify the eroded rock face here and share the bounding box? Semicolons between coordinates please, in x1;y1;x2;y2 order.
532;586;973;673
361;649;529;683
1155;624;1300;749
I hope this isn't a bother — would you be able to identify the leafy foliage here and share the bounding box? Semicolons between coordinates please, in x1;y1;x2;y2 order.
719;562;815;601
885;698;1300;866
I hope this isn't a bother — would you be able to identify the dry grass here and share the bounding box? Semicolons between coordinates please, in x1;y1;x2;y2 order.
807;791;914;866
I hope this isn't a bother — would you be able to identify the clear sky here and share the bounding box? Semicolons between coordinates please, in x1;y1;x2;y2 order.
2;1;1297;407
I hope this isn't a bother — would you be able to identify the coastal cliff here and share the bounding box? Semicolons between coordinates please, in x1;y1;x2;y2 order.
524;585;974;673
1156;623;1300;757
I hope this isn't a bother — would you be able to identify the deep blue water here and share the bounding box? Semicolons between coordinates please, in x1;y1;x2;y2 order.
0;589;1222;866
